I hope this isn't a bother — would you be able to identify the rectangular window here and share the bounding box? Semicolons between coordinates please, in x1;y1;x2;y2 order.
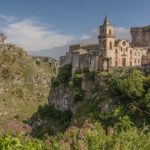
122;58;126;66
115;61;118;66
130;61;132;66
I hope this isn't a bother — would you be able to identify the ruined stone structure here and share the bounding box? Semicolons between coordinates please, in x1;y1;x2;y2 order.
131;26;150;47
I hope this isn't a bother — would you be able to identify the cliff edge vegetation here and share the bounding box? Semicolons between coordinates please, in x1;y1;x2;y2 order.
0;44;56;132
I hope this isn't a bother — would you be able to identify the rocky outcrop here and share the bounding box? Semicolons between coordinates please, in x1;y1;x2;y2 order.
48;85;74;112
48;74;108;113
0;41;57;129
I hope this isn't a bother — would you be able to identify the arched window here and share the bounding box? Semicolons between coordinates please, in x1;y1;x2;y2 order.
130;50;132;58
115;49;118;58
115;61;118;66
109;29;112;35
102;40;105;48
109;41;113;50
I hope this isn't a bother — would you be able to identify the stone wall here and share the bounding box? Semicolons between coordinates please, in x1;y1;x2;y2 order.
131;26;150;47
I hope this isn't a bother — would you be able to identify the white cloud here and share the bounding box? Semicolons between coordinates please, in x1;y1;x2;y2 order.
80;34;91;40
80;27;131;44
1;18;75;51
115;27;131;41
0;15;16;22
0;15;131;54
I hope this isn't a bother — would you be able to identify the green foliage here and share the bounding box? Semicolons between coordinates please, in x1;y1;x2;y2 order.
47;121;150;150
56;64;72;84
51;77;59;87
143;76;150;91
30;104;72;138
73;72;82;87
84;69;96;81
0;134;48;150
37;104;72;123
73;89;85;103
1;121;150;150
0;47;55;131
108;69;145;99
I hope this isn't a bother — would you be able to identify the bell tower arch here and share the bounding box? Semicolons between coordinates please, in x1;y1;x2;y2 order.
98;16;115;58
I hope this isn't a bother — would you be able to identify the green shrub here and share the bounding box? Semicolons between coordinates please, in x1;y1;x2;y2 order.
143;76;150;91
31;104;73;138
14;114;20;119
73;72;82;87
47;121;150;150
73;89;85;103
51;77;59;87
84;70;96;81
0;134;47;150
56;64;72;84
108;69;145;99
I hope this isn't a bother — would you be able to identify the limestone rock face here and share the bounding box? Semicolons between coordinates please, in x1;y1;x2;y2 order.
97;99;116;113
48;85;74;112
48;75;107;113
0;42;57;128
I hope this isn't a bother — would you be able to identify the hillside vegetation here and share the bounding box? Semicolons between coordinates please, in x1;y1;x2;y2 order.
0;56;150;149
0;44;56;132
45;66;150;149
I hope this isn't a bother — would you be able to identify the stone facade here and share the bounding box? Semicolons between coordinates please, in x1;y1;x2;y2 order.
131;26;150;47
60;16;150;72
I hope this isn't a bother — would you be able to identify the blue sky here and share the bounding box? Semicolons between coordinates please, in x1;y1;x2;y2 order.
0;0;149;58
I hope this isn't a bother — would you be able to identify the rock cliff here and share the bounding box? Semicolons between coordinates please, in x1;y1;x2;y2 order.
0;42;57;130
48;67;109;113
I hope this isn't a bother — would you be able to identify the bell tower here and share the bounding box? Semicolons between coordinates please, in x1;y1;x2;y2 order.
98;16;115;58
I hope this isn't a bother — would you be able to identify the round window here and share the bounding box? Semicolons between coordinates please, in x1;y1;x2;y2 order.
122;41;126;46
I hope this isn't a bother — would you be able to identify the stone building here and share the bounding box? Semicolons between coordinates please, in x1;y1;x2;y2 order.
60;16;150;72
131;26;150;47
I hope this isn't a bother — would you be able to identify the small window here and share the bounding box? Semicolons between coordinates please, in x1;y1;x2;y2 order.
130;50;132;58
135;59;136;63
130;61;132;66
115;61;118;66
109;29;112;35
110;41;113;50
115;49;118;58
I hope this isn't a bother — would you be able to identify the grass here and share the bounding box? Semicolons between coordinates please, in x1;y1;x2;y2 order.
0;47;56;132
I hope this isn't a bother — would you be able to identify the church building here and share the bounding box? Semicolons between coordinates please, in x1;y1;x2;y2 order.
60;16;150;72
